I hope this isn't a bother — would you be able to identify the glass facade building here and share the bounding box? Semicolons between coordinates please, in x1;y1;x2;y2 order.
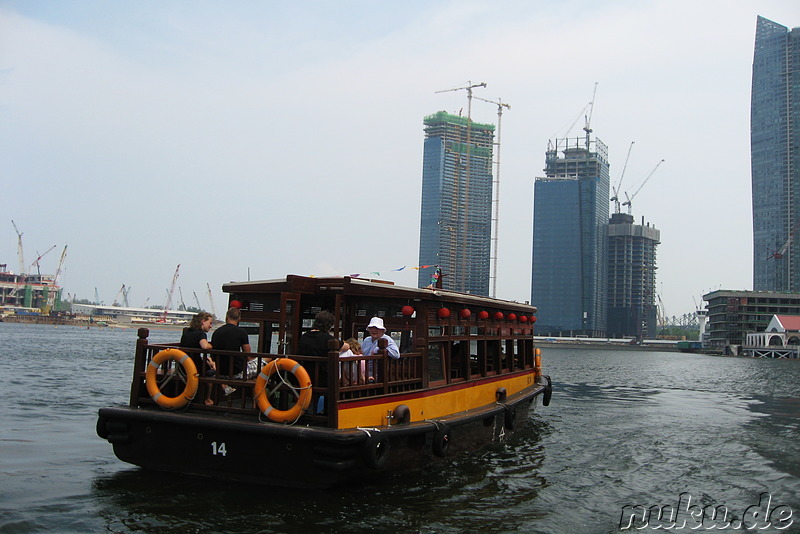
417;111;494;295
531;136;610;336
751;16;800;291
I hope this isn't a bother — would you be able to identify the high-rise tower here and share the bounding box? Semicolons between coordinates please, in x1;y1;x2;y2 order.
531;135;610;336
751;16;800;291
417;111;495;295
607;212;660;339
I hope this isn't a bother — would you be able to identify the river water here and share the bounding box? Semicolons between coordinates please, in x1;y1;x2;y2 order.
1;323;798;533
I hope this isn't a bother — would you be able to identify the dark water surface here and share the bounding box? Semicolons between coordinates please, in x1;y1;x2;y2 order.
1;323;799;533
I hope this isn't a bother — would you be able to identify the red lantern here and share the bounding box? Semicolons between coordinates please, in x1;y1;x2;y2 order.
520;315;528;323
530;316;537;323
478;310;489;320
508;313;517;321
494;311;504;320
459;308;471;319
438;308;451;318
402;305;415;316
230;300;242;309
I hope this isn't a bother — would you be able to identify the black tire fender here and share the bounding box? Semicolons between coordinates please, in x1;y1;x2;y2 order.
362;433;390;469
504;405;516;430
542;375;552;407
432;423;451;458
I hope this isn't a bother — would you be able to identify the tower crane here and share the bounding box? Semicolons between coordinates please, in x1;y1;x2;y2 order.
161;264;180;322
622;159;665;215
473;95;510;298
28;245;57;277
11;220;25;276
207;282;217;320
611;141;635;214
44;245;67;314
583;82;599;150
768;217;800;260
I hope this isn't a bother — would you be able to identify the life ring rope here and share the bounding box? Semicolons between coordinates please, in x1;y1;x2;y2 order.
254;358;313;424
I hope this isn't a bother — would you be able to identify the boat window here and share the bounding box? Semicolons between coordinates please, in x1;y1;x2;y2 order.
450;340;469;381
399;330;414;353
429;326;444;337
427;342;445;382
451;326;465;336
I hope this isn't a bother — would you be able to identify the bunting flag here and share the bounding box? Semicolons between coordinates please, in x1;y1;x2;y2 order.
314;264;438;281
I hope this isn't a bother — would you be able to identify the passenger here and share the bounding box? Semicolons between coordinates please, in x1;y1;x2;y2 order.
297;310;349;356
340;337;365;385
361;317;400;382
180;311;216;406
361;317;400;359
211;307;251;397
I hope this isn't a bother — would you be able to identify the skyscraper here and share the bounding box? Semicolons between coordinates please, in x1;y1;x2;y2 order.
751;16;800;291
531;135;610;336
607;212;660;339
417;111;494;295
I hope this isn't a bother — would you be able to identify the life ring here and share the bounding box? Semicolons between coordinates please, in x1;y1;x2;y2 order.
254;358;313;423
145;348;199;410
432;423;451;457
542;375;552;407
363;432;391;469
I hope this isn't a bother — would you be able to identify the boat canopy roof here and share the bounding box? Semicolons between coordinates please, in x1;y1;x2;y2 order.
223;275;537;314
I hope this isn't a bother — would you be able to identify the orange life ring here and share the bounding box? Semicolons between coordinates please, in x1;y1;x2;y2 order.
145;348;199;410
254;358;313;423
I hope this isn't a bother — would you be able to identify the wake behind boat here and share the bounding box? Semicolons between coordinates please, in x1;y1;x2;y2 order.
97;275;552;488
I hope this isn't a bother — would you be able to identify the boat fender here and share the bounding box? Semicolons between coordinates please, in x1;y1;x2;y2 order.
96;416;109;439
504;405;516;430
432;423;451;458
542;375;552;407
145;349;199;410
496;387;507;402
254;358;313;424
362;432;391;469
392;404;411;425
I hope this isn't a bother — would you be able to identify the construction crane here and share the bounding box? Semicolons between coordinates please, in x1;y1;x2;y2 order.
178;287;187;311
193;291;202;311
583;82;599;150
123;286;130;307
207;282;217;319
94;288;101;306
473;95;510;298
622;159;665;215
11;220;25;276
43;245;67;314
112;284;130;307
435;81;487;292
611;141;635;214
768;217;800;260
161;265;180;322
28;245;57;278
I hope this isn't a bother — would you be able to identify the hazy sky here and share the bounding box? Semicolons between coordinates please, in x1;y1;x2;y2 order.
2;0;799;318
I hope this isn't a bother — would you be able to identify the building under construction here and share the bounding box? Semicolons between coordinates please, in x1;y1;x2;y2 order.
417;111;495;295
0;264;63;313
531;135;610;337
607;212;660;339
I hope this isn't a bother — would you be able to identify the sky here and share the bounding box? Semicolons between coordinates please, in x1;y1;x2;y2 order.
2;0;799;319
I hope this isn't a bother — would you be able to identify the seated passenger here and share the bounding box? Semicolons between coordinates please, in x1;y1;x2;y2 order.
340;337;365;385
180;312;216;405
361;317;400;359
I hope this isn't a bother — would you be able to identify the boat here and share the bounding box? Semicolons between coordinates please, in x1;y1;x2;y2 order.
97;274;552;488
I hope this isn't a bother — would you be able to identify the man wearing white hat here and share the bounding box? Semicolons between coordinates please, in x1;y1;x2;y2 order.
361;316;400;360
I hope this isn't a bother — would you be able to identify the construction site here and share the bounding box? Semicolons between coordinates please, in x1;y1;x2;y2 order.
0;221;67;317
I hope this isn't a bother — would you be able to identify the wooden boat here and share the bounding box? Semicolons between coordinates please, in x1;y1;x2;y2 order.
97;275;552;488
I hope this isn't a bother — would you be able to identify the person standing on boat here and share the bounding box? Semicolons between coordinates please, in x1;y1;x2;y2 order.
211;307;251;396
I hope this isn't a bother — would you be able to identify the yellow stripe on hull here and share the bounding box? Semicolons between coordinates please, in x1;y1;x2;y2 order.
337;372;537;429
